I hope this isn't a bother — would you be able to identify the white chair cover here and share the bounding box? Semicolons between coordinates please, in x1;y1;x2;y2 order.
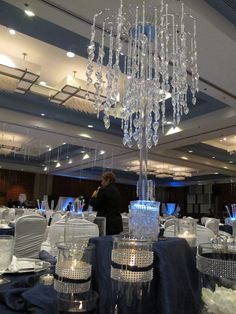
164;224;215;246
14;214;47;258
15;208;25;220
164;218;176;229
51;212;63;225
205;218;219;235
47;217;99;255
121;214;129;234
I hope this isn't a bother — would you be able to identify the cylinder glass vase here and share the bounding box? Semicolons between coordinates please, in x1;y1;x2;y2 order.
129;200;160;241
174;219;197;247
110;235;153;314
197;243;236;314
54;242;97;313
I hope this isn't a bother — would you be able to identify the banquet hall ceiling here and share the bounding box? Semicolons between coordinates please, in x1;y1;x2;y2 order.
0;0;236;186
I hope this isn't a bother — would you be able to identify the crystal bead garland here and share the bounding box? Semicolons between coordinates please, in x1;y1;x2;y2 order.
86;0;199;149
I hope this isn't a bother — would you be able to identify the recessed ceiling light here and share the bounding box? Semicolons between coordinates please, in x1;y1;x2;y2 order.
55;162;61;168
68;158;73;164
66;51;75;58
181;156;188;160
39;81;47;86
219;139;223;142
48;147;52;151
80;150;85;153
223;137;227;141
229;161;234;164
214;172;219;175
166;126;182;136
83;153;90;160
41;113;45;116
62;142;66;145
188;150;193;153
24;9;35;17
166;121;172;125
43;166;48;171
78;133;92;139
87;125;93;128
9;29;16;35
99;150;105;155
223;166;228;169
212;156;215;159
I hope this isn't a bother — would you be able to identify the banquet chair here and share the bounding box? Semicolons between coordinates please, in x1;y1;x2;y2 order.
121;214;129;234
15;208;25;220
50;212;63;225
164;218;176;229
164;224;215;245
14;214;47;258
0;208;10;223
94;217;106;236
47;217;99;255
205;218;219;235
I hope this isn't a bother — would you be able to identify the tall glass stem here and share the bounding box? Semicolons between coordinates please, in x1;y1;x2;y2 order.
138;105;148;201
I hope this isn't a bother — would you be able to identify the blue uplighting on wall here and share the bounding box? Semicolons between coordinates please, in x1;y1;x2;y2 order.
166;203;176;215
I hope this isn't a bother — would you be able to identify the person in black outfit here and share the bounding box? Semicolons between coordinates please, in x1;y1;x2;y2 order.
90;171;123;235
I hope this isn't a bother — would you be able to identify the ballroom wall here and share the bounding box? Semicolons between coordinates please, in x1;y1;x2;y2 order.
0;168;235;216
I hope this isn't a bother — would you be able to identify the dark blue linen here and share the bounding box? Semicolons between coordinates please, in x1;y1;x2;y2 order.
90;236;200;314
219;224;232;235
0;273;56;314
39;250;56;265
0;237;200;314
0;228;14;236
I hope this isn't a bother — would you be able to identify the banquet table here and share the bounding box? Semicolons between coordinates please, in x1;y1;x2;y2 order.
0;236;201;314
219;224;233;235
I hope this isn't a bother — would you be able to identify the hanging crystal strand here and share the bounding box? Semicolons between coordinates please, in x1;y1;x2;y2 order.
86;14;97;100
104;26;114;128
191;19;198;105
175;19;180;125
164;4;170;92
94;21;105;116
152;8;160;146
171;16;177;127
180;3;188;115
112;0;123;105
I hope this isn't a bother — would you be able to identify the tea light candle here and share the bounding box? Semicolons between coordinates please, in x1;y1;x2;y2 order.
39;274;54;285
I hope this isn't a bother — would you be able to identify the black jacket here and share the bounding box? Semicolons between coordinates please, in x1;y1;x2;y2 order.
90;183;123;235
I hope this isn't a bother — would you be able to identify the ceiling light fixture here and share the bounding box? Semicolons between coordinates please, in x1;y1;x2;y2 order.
80;150;85;153
214;172;219;175
55;161;61;168
188;150;193;153
212;156;215;159
87;125;93;128
9;29;16;35
223;137;227;141
229;161;233;164
39;81;47;86
82;153;90;160
68;158;73;164
41;113;45;116
181;156;188;160
62;142;66;145
66;51;75;58
99;150;105;155
43;166;48;171
24;9;35;17
223;166;228;169
78;133;92;139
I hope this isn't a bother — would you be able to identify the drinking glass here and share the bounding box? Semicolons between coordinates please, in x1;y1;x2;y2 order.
0;235;14;284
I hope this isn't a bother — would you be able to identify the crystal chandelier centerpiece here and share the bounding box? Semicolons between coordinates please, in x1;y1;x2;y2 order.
86;0;199;151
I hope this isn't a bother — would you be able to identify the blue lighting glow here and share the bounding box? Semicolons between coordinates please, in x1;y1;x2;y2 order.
166;203;176;215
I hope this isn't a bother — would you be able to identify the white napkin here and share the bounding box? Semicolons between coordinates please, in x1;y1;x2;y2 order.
8;256;44;272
